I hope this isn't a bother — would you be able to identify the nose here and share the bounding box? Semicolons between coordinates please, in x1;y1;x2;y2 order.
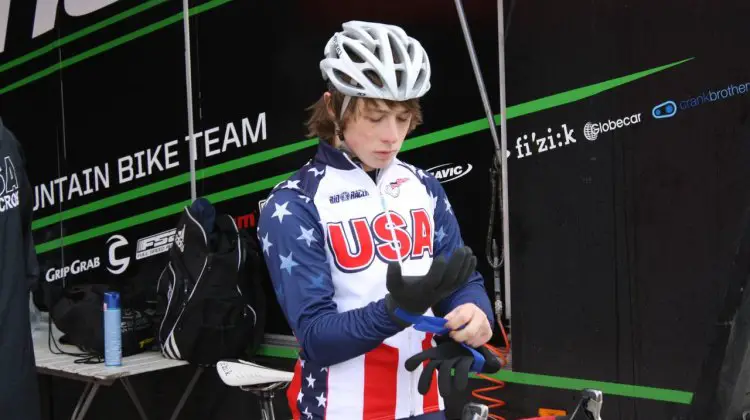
380;117;400;145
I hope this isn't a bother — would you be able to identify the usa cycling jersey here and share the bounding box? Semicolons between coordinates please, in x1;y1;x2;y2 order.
257;140;494;420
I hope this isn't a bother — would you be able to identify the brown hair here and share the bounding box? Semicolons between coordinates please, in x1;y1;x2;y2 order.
305;89;424;145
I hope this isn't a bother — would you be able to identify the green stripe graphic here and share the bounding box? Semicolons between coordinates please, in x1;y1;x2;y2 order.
0;0;167;74
34;172;291;254
484;371;693;404
500;58;694;122
0;0;234;96
255;344;693;404
31;57;691;235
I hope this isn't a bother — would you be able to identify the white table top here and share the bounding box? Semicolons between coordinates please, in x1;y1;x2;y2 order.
33;328;189;385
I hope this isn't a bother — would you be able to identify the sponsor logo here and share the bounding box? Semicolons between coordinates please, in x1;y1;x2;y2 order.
583;113;642;141
652;100;677;119
515;123;577;159
383;178;409;198
136;229;177;260
45;257;101;282
219;361;233;376
106;235;130;274
0;155;19;213
426;163;473;184
235;212;258;229
329;189;370;204
677;82;750;112
175;225;186;253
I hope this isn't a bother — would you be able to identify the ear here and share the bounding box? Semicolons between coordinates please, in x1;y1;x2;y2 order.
323;92;336;120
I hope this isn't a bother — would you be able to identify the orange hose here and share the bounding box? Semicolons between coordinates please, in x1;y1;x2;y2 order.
471;318;512;420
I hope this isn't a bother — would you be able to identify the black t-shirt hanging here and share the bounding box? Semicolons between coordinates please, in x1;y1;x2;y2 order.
0;118;41;420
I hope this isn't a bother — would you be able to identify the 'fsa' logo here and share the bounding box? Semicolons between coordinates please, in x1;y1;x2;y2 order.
136;229;177;260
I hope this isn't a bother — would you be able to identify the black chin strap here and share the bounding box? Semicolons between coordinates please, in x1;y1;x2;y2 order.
325;83;363;168
335;134;364;168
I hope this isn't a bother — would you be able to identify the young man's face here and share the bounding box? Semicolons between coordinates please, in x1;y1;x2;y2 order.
340;98;412;171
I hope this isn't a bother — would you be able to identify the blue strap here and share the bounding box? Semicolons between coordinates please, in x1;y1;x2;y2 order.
464;345;485;372
393;309;486;372
393;309;452;335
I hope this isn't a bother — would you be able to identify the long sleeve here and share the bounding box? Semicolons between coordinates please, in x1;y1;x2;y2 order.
423;176;495;326
257;187;404;367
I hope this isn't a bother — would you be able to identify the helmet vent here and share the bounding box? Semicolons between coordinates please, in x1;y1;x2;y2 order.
344;44;365;64
363;69;383;88
387;32;403;64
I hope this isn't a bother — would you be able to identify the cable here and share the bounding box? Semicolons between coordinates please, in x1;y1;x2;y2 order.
471;316;512;420
452;0;516;417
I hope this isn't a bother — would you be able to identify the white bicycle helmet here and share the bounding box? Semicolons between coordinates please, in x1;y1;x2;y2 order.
320;20;431;103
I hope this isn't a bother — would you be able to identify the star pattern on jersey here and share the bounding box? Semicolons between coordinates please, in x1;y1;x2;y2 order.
444;197;453;214
435;226;447;243
429;192;438;212
273;280;284;301
308;167;325;177
310;274;326;289
262;194;274;211
296;359;329;418
297;226;318;247
298;194;311;203
306;373;316;388
261;232;273;255
272;201;292;223
279;252;299;275
285;180;301;189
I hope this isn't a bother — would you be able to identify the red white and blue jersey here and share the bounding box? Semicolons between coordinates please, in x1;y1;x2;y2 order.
257;141;494;420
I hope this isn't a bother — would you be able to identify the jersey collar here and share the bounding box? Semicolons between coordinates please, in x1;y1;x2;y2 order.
314;140;362;170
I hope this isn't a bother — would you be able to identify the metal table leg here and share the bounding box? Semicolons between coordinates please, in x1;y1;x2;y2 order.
120;377;149;420
169;367;204;420
70;382;100;420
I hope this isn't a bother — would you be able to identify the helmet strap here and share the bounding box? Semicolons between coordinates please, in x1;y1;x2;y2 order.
340;95;351;120
333;121;360;164
329;89;361;164
335;94;351;143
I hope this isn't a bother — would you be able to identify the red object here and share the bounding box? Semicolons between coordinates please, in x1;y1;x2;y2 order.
363;343;400;417
287;359;304;420
519;417;564;420
421;333;440;412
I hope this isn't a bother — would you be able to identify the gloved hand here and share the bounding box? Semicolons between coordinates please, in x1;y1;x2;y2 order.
405;336;502;397
384;246;477;328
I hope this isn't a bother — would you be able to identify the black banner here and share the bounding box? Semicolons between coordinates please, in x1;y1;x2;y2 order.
1;0;749;419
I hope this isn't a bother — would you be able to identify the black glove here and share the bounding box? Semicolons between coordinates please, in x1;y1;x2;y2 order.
405;337;502;397
384;246;477;327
